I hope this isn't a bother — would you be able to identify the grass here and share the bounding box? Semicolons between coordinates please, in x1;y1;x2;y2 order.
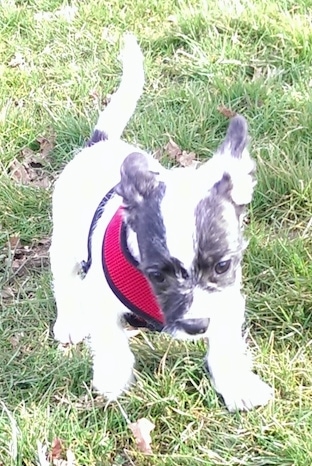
1;0;312;464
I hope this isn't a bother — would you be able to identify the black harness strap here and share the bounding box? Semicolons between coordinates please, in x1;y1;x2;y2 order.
80;186;117;277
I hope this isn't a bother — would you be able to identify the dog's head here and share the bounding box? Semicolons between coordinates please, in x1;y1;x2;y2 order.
116;115;255;339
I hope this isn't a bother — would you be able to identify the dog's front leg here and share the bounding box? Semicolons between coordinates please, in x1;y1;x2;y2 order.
206;305;273;411
89;317;135;401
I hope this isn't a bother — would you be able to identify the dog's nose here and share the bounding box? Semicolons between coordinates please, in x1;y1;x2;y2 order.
179;318;209;335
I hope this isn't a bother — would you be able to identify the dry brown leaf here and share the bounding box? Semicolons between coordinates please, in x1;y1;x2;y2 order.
38;439;75;466
152;148;163;160
36;237;51;246
4;236;50;278
178;150;196;167
165;139;181;160
9;157;51;188
10;257;26;275
9;132;54;187
37;134;55;160
1;287;14;299
9;332;24;348
129;417;155;455
9;160;30;184
49;437;63;461
217;106;237;118
164;139;197;167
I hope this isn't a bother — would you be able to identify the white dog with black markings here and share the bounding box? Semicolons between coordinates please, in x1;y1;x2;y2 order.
50;34;273;411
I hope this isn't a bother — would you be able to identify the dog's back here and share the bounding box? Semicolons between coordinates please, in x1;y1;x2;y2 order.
50;35;146;343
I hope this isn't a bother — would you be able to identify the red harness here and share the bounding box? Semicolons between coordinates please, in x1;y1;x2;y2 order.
102;207;165;331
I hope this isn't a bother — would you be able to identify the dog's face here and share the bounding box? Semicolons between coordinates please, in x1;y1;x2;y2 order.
116;116;256;339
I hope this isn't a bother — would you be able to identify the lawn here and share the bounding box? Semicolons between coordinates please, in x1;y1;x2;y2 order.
1;0;312;464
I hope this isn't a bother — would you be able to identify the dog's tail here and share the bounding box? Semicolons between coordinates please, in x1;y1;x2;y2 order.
89;34;144;144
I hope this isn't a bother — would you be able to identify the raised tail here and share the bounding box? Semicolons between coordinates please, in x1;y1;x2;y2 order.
88;34;144;144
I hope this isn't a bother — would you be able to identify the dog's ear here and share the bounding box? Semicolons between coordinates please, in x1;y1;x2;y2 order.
218;114;249;159
212;115;256;206
115;152;163;206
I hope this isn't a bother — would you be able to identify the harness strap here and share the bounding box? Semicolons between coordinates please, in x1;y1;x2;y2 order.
79;187;165;331
80;186;117;276
102;208;164;331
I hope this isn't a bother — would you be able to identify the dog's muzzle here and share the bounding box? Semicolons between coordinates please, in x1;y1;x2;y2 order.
177;318;210;335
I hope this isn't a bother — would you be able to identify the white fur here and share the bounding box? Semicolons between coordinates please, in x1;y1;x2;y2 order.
205;292;273;411
50;34;273;411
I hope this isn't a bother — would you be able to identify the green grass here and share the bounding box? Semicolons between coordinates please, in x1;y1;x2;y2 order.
1;0;312;464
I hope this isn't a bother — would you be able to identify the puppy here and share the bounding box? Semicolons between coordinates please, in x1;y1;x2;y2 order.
50;34;273;411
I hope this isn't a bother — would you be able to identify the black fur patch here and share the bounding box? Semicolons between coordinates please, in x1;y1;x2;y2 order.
125;184;192;324
194;193;243;289
86;129;108;147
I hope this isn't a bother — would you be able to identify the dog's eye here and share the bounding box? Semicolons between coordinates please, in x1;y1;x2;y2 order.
148;271;166;283
214;259;231;275
181;268;189;279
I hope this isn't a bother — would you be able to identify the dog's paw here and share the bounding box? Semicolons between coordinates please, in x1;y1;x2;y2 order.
220;373;273;412
53;318;87;345
92;349;135;401
92;372;135;402
92;360;135;401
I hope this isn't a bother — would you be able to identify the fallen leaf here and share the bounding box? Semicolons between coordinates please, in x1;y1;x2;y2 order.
152;148;163;160
38;440;76;466
178;150;196;167
9;332;24;348
165;139;181;160
37;133;55;160
164;139;197;167
1;287;14;299
3;236;50;278
9;155;51;188
36;236;51;246
217;106;236;118
129;417;155;455
49;437;63;461
9;160;30;184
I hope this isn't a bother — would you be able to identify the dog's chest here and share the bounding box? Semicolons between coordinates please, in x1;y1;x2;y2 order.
81;191;165;331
